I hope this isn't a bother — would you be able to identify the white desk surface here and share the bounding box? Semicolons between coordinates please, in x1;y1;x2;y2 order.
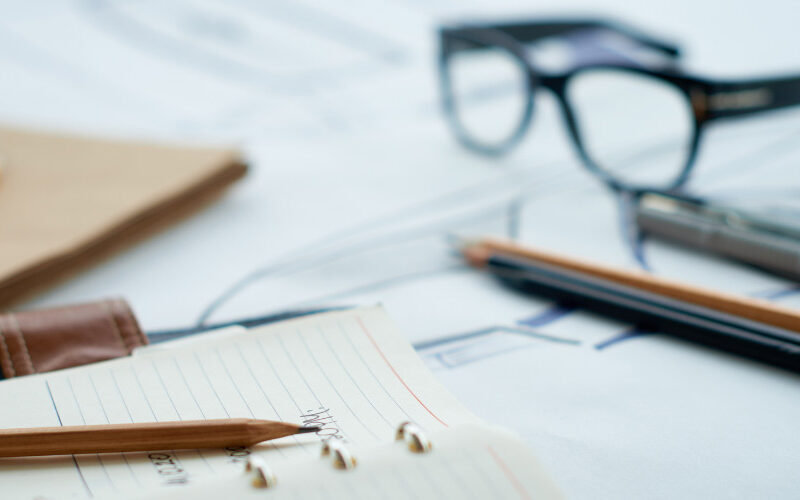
2;1;799;498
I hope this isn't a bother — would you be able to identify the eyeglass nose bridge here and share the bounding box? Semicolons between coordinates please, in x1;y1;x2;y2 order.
536;73;567;93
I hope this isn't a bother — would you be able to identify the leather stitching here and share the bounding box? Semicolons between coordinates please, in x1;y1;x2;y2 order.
104;300;131;352
131;303;148;346
7;314;36;374
111;299;134;352
117;299;148;347
0;318;17;377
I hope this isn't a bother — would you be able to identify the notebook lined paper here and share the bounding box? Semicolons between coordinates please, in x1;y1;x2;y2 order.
0;307;476;499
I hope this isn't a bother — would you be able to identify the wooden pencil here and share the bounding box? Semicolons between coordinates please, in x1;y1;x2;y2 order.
0;418;318;458
462;237;800;335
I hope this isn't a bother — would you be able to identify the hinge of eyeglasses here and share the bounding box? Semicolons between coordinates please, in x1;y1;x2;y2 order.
690;88;708;120
707;88;772;110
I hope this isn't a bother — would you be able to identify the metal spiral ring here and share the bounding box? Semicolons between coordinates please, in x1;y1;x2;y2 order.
321;439;358;470
395;421;433;453
245;455;277;488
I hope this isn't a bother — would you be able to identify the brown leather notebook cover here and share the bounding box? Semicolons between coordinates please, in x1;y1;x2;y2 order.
0;126;248;308
0;298;148;378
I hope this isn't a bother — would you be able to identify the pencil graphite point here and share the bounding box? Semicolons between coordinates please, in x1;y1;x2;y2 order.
460;243;491;268
444;232;479;250
297;426;321;434
445;233;491;267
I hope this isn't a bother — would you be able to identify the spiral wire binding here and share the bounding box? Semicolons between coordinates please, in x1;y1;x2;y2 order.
395;421;433;453
245;455;277;489
244;422;433;489
321;439;358;470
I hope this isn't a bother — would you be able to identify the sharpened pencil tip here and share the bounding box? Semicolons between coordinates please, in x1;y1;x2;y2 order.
297;426;320;434
444;233;491;267
444;232;479;250
461;243;491;268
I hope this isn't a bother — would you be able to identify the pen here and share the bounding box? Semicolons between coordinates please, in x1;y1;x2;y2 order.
0;419;319;458
635;191;800;281
461;240;800;372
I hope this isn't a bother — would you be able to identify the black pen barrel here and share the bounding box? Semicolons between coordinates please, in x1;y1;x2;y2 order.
488;256;800;373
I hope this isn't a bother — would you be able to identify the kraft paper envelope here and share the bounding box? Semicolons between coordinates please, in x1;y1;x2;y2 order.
0;125;247;308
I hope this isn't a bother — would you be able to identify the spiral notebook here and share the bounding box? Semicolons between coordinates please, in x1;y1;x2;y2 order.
0;306;559;499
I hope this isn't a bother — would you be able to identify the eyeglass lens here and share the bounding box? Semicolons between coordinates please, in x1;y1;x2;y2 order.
567;69;695;187
444;41;696;188
445;46;529;151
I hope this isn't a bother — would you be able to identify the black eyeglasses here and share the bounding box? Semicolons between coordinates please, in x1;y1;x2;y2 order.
438;19;800;191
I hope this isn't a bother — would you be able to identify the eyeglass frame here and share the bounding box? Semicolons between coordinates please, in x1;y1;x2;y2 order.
438;19;800;192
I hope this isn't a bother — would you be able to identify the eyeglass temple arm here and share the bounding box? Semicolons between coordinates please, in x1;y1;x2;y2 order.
702;76;800;121
442;20;680;58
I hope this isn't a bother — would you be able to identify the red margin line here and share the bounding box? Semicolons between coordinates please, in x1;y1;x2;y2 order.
487;445;532;500
356;316;448;427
